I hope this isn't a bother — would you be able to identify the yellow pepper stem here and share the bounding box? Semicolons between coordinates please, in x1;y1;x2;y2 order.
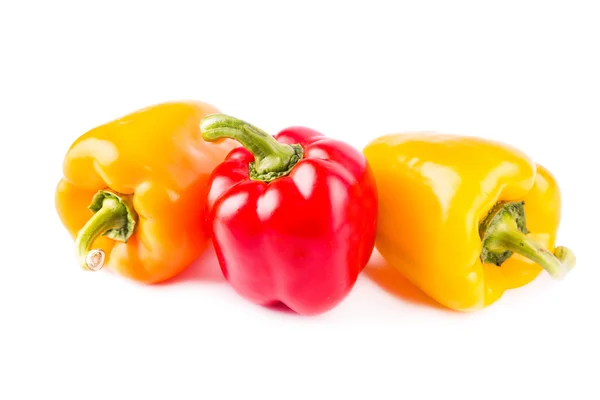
480;201;575;279
74;190;137;271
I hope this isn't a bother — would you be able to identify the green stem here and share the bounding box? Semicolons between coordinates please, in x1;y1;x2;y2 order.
74;190;137;271
480;201;575;279
201;114;303;182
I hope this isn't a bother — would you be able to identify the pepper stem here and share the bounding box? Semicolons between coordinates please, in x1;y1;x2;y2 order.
480;201;575;279
201;114;303;182
74;190;137;271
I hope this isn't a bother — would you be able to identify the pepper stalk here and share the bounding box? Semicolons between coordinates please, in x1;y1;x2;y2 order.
74;190;138;271
201;114;304;182
480;201;575;279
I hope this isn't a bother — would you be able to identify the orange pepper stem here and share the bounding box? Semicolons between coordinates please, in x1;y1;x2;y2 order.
74;190;137;271
480;201;575;279
201;114;303;182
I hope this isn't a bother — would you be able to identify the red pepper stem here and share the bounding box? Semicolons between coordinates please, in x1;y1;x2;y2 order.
480;201;575;279
201;114;303;182
74;190;137;271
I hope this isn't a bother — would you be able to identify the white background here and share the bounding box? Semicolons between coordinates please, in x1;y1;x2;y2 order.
1;1;599;399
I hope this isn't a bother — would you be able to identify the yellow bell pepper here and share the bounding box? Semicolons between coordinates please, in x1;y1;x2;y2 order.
363;133;575;311
55;101;236;283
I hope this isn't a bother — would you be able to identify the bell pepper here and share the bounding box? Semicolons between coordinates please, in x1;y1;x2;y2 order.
363;133;575;311
200;114;378;315
55;101;236;283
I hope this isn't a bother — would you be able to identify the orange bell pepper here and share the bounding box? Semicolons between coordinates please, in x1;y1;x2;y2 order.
55;101;236;284
363;133;575;311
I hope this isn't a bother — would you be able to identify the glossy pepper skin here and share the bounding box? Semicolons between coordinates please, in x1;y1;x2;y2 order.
201;114;378;315
55;101;236;283
363;133;575;311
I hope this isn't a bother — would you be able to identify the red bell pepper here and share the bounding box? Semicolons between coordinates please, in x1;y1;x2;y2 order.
201;114;378;315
